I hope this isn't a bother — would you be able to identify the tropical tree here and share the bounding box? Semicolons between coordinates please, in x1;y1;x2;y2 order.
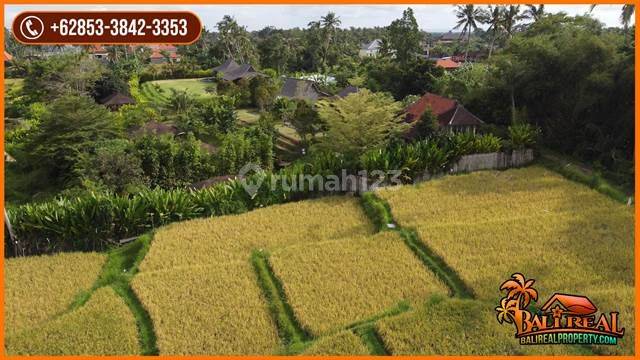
499;273;538;308
502;5;526;38
590;4;634;43
216;15;258;65
524;5;545;22
480;5;505;58
621;5;635;44
387;7;422;63
315;89;408;156
453;5;483;61
319;12;342;71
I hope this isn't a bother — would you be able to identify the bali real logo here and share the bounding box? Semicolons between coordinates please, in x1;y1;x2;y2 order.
495;273;624;345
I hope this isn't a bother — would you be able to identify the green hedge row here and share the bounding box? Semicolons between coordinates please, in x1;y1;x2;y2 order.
7;133;511;256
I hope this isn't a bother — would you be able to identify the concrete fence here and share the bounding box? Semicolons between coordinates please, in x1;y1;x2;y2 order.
450;149;535;174
354;149;535;193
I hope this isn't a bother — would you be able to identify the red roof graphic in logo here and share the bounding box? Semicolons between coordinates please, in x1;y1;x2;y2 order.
540;293;597;315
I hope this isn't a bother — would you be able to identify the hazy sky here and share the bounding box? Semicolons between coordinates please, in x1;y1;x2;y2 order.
4;4;631;33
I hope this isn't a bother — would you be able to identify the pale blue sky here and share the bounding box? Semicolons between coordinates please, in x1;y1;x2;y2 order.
5;4;631;33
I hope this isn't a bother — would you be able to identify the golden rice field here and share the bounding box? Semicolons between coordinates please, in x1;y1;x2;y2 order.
4;252;106;333
300;330;369;355
4;166;634;355
131;196;375;354
269;231;448;335
139;197;374;272
6;287;140;355
131;262;279;355
376;166;634;355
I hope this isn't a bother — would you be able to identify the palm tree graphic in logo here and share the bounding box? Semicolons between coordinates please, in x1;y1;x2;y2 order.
495;273;538;326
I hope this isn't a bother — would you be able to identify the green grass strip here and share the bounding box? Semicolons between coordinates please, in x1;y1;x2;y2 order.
359;191;474;299
399;228;474;299
251;250;311;348
66;234;159;355
346;301;410;330
537;151;632;204
360;191;395;232
354;325;390;355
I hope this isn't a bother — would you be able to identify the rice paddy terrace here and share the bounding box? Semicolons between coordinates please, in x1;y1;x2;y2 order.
4;166;634;355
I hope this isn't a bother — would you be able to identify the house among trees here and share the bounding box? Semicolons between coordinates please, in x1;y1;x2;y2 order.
336;85;360;98
435;31;465;44
4;51;13;65
149;45;180;64
88;45;109;60
405;92;483;135
99;92;136;110
435;57;461;70
359;39;382;58
213;59;262;82
278;77;330;101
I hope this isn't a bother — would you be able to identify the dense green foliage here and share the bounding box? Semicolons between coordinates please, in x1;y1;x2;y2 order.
8;131;514;256
315;89;407;156
440;15;634;184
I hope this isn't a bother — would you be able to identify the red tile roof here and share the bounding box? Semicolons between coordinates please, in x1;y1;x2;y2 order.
89;45;108;54
4;51;12;62
436;58;461;70
150;50;178;59
405;92;483;129
148;44;177;52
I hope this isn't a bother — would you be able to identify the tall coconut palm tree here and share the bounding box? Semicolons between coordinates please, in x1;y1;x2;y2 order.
480;5;505;58
524;4;545;22
620;5;635;44
590;5;635;44
453;5;483;61
502;5;526;38
500;273;538;309
319;12;341;71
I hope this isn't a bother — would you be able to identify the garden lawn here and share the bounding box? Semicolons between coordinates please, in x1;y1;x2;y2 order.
376;166;634;355
151;78;214;97
6;287;140;355
131;262;279;355
4;252;106;333
237;108;260;124
269;231;448;336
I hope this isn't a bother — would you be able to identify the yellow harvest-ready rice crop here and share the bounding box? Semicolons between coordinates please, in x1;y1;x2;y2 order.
269;231;448;336
131;261;279;355
139;196;375;272
4;251;106;334
377;297;587;355
6;287;140;355
301;330;370;355
377;166;634;355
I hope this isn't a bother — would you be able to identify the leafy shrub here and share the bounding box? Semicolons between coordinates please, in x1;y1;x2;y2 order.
508;122;539;150
9;132;511;256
